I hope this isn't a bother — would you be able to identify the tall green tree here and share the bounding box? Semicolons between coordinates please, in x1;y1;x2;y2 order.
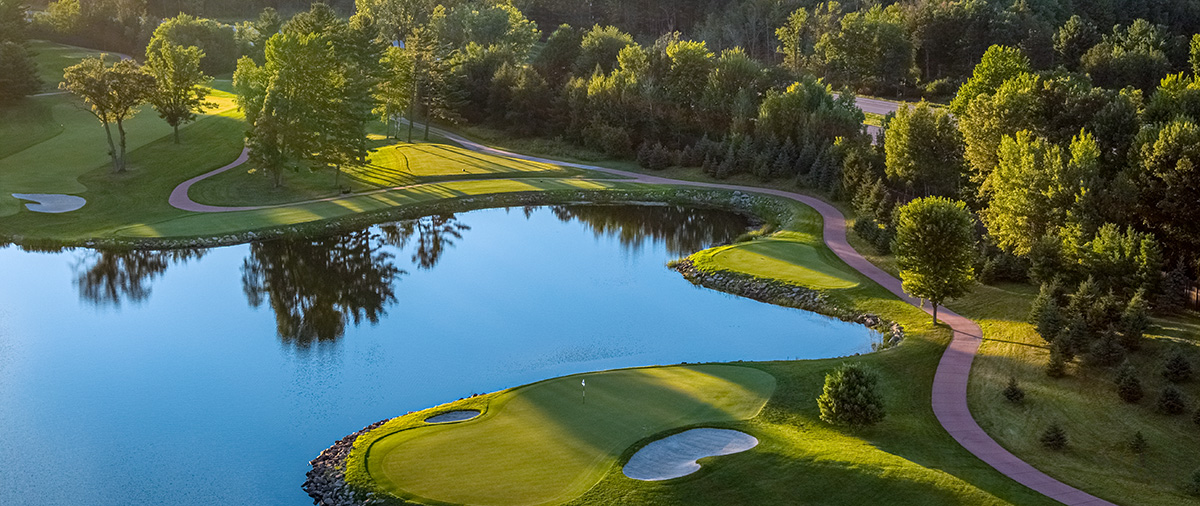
375;45;414;139
663;40;713;108
982;130;1098;256
147;14;239;75
1054;14;1101;68
574;25;633;75
884;102;965;198
893;196;977;323
950;45;1030;116
815;4;915;94
532;24;581;89
0;41;40;102
60;56;157;173
145;42;214;143
1080;19;1172;92
1133;118;1200;256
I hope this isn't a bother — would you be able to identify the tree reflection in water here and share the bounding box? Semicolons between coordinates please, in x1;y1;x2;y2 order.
547;204;752;257
75;249;207;307
241;214;469;346
241;230;404;347
68;206;745;346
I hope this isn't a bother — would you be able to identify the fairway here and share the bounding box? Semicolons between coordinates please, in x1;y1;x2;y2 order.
705;238;860;289
362;364;775;506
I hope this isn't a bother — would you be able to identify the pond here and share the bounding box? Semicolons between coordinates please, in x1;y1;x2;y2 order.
0;205;877;506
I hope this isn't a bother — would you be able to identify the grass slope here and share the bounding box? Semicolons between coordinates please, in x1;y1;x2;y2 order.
360;365;774;506
955;283;1200;506
28;40;108;92
346;195;1058;506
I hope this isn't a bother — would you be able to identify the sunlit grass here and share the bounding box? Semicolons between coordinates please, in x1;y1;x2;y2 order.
351;365;775;506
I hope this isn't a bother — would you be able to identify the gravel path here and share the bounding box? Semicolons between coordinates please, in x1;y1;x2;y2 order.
171;126;1111;505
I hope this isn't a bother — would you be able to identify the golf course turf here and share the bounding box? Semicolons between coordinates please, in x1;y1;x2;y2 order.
358;365;776;506
9;40;1199;506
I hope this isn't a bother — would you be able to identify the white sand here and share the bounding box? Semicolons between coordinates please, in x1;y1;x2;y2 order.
11;193;86;213
623;428;758;481
424;410;481;424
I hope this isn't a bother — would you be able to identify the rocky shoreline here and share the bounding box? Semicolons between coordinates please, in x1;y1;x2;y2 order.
303;418;393;506
672;258;904;349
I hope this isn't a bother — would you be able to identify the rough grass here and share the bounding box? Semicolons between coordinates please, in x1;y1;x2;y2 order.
354;365;775;506
955;283;1200;506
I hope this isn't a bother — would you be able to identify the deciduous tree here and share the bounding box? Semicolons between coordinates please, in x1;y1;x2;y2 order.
60;56;156;173
145;42;214;143
893;196;977;323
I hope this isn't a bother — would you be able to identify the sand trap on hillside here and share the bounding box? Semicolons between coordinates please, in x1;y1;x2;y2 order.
424;410;481;424
623;428;758;481
12;193;86;213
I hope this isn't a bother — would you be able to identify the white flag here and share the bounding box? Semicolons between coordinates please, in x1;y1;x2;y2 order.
581;379;586;387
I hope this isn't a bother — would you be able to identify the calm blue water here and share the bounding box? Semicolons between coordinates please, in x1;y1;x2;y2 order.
0;205;875;506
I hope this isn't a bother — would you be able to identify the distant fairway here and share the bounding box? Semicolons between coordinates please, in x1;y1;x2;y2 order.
359;364;775;506
701;238;860;289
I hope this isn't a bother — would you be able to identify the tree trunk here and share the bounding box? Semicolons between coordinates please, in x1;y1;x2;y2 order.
116;118;128;173
334;164;341;189
102;122;119;174
932;302;939;325
173;123;180;144
423;104;430;141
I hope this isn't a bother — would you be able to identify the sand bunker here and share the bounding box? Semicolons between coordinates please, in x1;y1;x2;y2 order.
623;428;758;481
424;410;481;424
11;193;86;213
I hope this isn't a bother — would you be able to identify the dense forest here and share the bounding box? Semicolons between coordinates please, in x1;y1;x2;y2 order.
10;0;1200;342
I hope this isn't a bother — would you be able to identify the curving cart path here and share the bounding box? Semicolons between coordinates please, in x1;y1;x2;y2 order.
170;128;1113;506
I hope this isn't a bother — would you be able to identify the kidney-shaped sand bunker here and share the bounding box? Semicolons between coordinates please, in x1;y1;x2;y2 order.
623;428;759;481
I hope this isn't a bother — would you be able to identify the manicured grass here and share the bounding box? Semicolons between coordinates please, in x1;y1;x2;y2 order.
954;283;1200;506
187;134;603;207
28;39;109;92
0;91;240;218
346;193;1058;506
0;97;62;158
695;236;860;289
357;365;775;506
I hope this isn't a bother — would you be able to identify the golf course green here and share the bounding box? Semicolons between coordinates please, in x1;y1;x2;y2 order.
697;235;860;289
355;365;776;506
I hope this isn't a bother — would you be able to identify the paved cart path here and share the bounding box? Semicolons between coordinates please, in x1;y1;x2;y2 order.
169;126;1113;506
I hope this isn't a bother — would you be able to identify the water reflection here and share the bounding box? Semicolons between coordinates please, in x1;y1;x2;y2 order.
67;206;750;344
75;249;207;307
241;229;406;346
549;204;752;257
379;214;470;270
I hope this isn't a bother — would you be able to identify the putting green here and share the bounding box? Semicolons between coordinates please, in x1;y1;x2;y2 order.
362;364;775;506
704;238;860;289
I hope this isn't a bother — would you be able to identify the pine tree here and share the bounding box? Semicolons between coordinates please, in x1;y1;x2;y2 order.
1157;385;1187;415
1047;338;1070;378
1059;315;1087;358
1163;350;1193;383
1128;431;1148;456
1193;406;1200;427
1159;261;1191;313
1119;290;1150;350
817;363;886;428
1088;327;1126;367
1029;281;1060;325
637;141;654;168
1036;292;1066;343
1003;376;1025;403
1040;422;1068;451
773;139;797;178
1116;360;1144;403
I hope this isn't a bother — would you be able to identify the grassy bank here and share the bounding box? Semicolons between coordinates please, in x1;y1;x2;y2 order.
340;192;1057;506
